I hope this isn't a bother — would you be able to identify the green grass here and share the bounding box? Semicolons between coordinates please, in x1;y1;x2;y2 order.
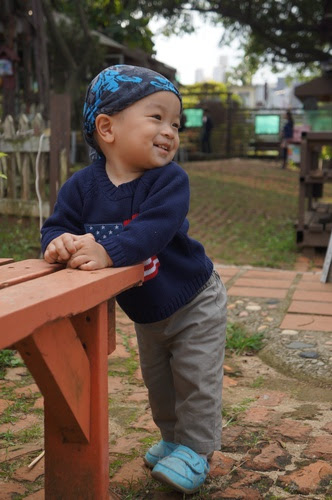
226;322;264;354
185;159;304;268
0;216;40;261
0;350;25;379
222;397;255;426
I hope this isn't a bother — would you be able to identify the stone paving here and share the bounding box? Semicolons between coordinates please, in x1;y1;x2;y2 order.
0;263;332;499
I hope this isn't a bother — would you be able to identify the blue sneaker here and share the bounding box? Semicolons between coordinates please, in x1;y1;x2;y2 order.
144;440;178;468
151;444;209;494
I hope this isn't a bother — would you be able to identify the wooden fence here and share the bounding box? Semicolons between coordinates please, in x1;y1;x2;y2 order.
0;113;53;220
0;94;71;221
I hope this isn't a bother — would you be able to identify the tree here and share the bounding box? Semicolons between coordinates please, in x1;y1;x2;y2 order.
43;0;156;122
0;1;156;121
146;0;332;72
180;81;240;108
225;58;259;87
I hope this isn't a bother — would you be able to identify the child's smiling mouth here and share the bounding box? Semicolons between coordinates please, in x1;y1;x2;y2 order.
155;143;170;152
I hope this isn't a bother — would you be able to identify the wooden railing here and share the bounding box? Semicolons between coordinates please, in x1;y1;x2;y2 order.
0;259;144;499
1;95;71;219
0;113;51;218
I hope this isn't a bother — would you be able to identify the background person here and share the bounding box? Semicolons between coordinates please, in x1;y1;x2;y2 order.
201;108;213;153
281;110;294;168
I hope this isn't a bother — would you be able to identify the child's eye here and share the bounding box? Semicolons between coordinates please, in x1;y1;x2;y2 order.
152;114;162;120
173;122;180;129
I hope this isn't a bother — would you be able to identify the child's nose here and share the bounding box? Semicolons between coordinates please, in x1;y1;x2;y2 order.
162;124;175;138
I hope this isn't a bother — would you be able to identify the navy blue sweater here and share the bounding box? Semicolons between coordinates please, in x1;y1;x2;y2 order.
41;158;213;323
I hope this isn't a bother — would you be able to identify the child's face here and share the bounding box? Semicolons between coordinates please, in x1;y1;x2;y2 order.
109;91;181;172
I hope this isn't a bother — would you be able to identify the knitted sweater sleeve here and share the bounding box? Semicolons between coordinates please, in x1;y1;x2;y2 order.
102;165;190;267
40;171;87;253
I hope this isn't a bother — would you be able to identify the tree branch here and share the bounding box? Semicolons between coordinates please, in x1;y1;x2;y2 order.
41;0;77;70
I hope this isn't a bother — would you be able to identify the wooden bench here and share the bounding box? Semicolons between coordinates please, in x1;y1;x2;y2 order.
0;258;144;499
248;140;281;157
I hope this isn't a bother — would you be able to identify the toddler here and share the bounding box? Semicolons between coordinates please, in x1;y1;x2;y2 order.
41;65;227;494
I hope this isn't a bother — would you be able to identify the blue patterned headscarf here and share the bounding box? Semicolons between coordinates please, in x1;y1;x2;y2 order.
83;64;182;149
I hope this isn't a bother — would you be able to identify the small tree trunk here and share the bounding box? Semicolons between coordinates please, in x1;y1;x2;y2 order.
32;0;50;119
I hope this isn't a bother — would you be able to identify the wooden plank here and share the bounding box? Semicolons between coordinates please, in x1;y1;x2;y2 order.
0;258;14;266
0;259;63;289
0;136;50;153
16;317;90;443
0;198;50;218
302;231;331;247
0;264;143;349
306;131;332;142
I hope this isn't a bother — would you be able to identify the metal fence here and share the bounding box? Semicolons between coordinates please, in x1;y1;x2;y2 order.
180;101;332;160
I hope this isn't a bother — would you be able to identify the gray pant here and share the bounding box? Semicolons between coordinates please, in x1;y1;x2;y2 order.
135;270;227;454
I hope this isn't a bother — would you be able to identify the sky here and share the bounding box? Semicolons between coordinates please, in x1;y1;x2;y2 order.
151;16;279;86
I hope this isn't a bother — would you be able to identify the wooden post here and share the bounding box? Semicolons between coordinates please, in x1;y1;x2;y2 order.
297;132;308;244
32;0;50;118
50;94;71;211
43;303;110;499
226;93;232;158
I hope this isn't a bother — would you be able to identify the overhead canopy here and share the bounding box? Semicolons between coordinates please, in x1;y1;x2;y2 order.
295;74;332;103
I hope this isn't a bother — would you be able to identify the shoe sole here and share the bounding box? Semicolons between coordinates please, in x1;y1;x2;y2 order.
151;469;201;494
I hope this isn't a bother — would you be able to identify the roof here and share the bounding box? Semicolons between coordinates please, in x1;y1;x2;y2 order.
294;74;332;102
91;30;124;50
92;30;177;83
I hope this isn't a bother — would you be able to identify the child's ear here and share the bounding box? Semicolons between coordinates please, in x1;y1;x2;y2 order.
95;114;115;143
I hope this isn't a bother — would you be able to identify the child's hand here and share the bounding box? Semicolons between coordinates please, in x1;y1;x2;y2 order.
44;233;95;264
67;236;113;270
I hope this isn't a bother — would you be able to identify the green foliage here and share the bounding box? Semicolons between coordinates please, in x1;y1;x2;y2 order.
226;323;264;354
49;18;105;92
222;397;255;424
17;424;43;444
44;1;157;125
180;81;241;108
322;146;332;160
0;217;40;261
150;0;331;72
251;375;265;388
50;0;155;54
0;430;15;446
225;57;260;86
0;350;24;379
